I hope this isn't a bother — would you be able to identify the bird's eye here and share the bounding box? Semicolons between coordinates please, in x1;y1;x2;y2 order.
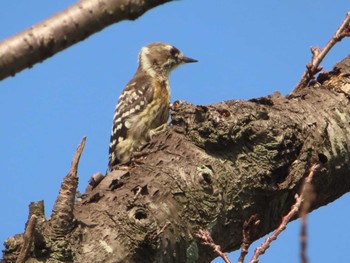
170;47;180;57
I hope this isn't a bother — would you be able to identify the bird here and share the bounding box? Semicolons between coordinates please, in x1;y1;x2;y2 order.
108;42;197;170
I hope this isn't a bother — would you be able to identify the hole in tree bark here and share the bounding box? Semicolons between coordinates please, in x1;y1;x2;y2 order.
202;173;212;184
318;153;328;164
109;179;124;191
134;210;147;220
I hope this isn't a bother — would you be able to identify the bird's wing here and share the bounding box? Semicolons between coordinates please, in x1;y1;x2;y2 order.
109;74;154;162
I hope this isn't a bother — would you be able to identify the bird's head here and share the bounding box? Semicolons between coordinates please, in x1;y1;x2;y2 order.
138;42;197;77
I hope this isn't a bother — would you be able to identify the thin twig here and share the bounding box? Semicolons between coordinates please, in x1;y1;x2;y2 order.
238;215;260;263
299;164;319;263
299;164;319;217
293;12;350;92
16;215;37;263
249;194;303;263
300;215;308;263
249;164;320;263
195;230;231;263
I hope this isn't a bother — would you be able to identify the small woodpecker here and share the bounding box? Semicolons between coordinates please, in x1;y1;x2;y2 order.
108;42;197;170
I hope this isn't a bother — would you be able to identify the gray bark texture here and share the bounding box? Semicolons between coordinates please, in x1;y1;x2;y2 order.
3;55;350;263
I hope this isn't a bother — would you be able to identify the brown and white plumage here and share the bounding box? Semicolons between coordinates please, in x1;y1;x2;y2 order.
108;42;197;169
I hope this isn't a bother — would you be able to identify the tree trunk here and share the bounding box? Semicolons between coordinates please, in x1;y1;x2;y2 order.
3;56;350;263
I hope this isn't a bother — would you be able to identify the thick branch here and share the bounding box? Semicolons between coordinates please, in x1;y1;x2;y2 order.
3;57;350;262
74;56;350;262
0;0;172;81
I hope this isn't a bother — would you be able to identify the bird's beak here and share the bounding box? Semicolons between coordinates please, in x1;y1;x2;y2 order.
181;56;198;63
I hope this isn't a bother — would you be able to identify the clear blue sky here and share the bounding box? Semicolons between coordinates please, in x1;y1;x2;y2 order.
1;1;350;262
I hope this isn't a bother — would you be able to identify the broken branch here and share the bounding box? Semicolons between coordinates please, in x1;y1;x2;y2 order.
50;137;86;236
16;215;37;263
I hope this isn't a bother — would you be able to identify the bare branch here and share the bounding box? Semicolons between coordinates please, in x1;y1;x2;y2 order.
195;230;231;263
300;214;309;263
0;0;172;81
16;215;37;263
249;164;320;263
238;215;260;263
299;164;319;263
299;164;319;218
50;137;86;236
293;12;350;92
249;194;303;263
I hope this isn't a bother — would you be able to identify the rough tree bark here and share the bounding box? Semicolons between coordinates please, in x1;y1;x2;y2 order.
3;55;350;263
0;0;171;81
